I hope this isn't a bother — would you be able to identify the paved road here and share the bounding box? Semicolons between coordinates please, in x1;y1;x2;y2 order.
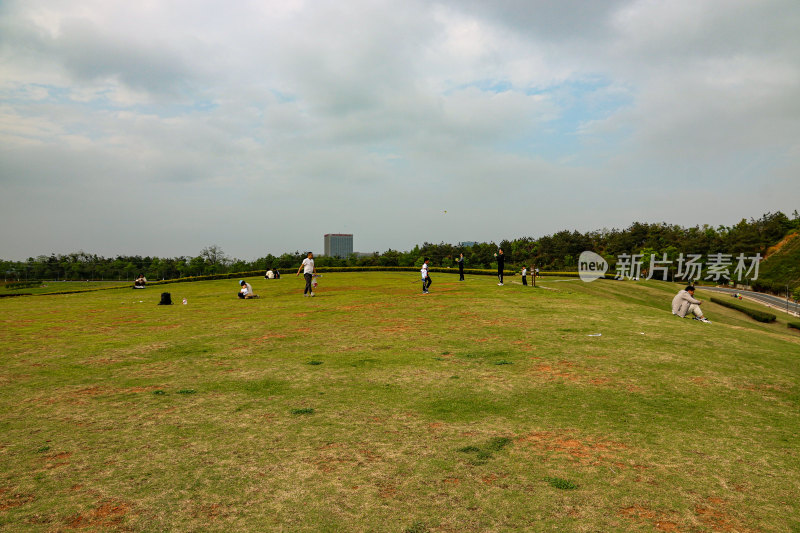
701;286;800;317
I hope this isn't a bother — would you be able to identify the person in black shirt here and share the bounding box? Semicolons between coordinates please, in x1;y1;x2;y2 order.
494;249;505;286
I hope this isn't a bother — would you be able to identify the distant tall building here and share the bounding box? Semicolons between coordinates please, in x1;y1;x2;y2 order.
324;233;353;258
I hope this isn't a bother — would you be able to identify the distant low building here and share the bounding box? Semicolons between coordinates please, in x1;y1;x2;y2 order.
324;233;353;258
458;241;478;247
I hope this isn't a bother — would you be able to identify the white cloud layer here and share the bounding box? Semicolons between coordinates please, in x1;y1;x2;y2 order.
1;0;798;259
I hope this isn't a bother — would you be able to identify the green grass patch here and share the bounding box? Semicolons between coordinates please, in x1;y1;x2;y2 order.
404;522;430;533
544;476;579;490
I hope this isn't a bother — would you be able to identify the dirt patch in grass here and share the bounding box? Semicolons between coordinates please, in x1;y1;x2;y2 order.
481;473;508;486
517;431;631;466
43;386;106;405
618;497;753;532
694;497;752;532
618;504;679;531
196;503;230;521
73;386;104;396
43;451;72;469
528;361;631;390
532;363;577;380
65;499;130;529
0;488;35;511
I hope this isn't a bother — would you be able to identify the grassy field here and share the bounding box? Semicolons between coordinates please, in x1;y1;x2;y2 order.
1;272;798;532
2;281;130;297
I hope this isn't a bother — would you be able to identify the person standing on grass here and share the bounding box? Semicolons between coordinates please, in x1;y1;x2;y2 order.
521;265;528;286
296;252;316;297
457;253;465;281
421;258;431;294
494;248;505;285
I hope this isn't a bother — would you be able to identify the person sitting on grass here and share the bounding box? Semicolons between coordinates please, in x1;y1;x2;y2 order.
672;285;711;323
134;274;147;288
238;280;258;299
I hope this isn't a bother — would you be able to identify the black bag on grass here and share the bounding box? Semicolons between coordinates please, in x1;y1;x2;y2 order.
158;292;173;305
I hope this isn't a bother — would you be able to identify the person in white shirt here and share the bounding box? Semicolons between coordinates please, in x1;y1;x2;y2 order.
265;269;274;279
672;285;710;323
296;252;316;296
421;258;431;294
238;280;257;299
521;266;528;286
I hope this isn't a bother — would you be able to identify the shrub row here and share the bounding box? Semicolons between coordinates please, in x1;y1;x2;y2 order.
788;322;800;331
3;281;41;290
710;297;777;323
146;266;618;283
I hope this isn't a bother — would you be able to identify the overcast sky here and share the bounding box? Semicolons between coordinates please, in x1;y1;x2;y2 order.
1;0;798;260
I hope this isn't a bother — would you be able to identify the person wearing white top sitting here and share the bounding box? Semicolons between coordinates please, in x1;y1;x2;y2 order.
296;252;316;296
265;269;274;279
238;280;258;299
671;285;710;323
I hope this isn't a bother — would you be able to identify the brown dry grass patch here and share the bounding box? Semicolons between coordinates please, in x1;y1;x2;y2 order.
65;499;130;529
0;488;35;511
516;431;632;467
618;504;680;531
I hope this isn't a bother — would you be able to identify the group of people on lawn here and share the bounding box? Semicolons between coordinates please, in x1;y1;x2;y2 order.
229;249;714;323
237;252;318;299
423;248;539;293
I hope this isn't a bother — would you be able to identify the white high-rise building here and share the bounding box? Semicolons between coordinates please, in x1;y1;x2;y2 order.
324;234;353;258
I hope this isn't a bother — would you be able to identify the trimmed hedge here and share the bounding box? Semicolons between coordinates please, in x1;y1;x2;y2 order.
145;266;619;283
788;322;800;331
710;297;777;323
3;281;41;290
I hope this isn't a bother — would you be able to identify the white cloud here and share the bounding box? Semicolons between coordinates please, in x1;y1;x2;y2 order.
0;0;798;259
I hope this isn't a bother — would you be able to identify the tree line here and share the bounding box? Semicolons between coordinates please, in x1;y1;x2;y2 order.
2;211;798;292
